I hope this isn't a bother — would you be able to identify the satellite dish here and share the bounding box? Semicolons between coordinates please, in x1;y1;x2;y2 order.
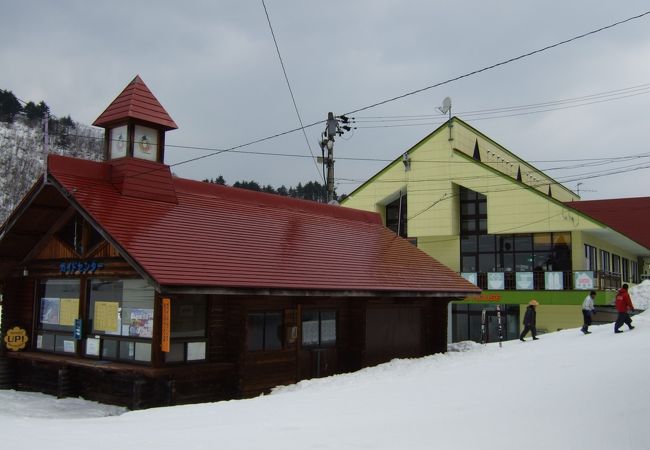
438;97;452;115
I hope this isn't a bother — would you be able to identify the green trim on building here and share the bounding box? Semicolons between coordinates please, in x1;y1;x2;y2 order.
461;290;616;306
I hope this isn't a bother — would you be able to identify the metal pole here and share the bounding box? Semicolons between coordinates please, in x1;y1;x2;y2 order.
43;111;49;182
327;145;334;203
496;304;503;348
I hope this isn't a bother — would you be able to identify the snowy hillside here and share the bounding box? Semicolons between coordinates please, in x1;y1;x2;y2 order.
0;120;103;224
2;307;650;449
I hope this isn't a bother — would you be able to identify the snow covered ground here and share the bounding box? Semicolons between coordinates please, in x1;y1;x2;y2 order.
630;279;650;310
2;308;649;449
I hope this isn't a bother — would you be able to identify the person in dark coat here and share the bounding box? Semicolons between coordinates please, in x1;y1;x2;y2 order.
614;284;635;333
519;299;539;341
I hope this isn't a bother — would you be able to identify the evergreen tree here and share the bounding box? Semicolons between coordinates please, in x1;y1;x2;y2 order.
53;115;76;152
0;89;22;123
276;185;289;196
23;100;50;126
233;180;261;191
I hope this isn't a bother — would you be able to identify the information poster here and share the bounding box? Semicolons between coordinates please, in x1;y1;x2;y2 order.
487;272;505;290
129;309;154;338
94;301;119;334
59;298;79;326
461;272;478;286
86;337;100;356
574;271;595;290
545;271;564;290
516;272;534;290
40;298;60;325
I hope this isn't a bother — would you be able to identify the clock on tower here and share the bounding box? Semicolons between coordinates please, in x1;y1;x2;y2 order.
93;75;177;164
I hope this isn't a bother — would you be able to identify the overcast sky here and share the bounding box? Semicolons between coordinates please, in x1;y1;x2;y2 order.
2;1;650;199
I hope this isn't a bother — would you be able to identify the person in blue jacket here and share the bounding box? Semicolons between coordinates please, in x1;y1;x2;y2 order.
519;299;539;341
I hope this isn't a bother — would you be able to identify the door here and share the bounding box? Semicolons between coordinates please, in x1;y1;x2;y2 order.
298;309;338;379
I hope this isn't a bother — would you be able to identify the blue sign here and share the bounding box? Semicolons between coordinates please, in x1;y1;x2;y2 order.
59;260;104;275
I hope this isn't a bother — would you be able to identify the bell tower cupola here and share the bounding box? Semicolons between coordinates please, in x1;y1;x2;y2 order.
93;75;178;164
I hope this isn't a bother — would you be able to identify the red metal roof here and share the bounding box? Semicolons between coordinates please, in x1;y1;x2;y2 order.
47;154;479;295
92;76;178;130
565;197;650;250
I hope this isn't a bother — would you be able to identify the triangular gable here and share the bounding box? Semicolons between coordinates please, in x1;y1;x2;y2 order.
93;75;178;130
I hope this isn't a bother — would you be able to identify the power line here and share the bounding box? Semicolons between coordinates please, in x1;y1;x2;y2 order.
120;10;650;172
261;0;324;184
341;11;650;117
354;82;650;121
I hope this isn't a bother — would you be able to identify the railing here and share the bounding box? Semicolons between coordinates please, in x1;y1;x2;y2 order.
470;270;622;291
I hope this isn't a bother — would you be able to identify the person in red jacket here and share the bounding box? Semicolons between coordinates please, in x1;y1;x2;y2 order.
614;284;635;334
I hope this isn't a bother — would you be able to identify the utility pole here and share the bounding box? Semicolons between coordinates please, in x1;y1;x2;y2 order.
43;111;49;182
318;112;353;203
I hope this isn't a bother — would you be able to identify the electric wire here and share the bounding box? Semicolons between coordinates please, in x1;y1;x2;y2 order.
261;0;324;184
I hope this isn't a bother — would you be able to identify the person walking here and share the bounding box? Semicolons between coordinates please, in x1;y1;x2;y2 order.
614;284;635;333
520;299;539;341
581;290;596;334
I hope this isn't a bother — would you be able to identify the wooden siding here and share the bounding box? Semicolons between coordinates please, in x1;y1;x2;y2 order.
3;287;452;408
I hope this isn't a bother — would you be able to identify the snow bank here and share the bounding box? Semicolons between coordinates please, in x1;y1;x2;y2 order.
630;279;650;310
2;314;650;450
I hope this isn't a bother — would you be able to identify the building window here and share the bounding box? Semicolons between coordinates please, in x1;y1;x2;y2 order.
86;279;155;362
451;304;519;343
247;311;283;351
164;295;207;363
622;258;630;281
385;194;407;238
599;250;611;272
612;254;621;275
585;245;597;271
460;187;490;271
459;185;571;277
301;310;337;347
631;261;639;283
36;279;80;354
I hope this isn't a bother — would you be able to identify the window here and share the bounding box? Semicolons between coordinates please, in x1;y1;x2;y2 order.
385;194;407;238
302;310;337;347
599;250;611;272
87;279;155;362
36;279;80;354
165;295;207;363
622;258;630;282
585;245;597;271
458;186;572;281
247;312;283;351
631;261;639;283
612;254;621;275
451;304;519;343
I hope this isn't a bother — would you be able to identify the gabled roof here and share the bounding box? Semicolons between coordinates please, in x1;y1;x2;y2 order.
41;155;479;296
92;76;178;130
565;197;650;250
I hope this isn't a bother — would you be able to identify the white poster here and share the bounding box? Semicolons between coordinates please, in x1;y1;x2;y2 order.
461;272;478;286
187;342;206;361
574;271;595;290
487;272;504;290
545;271;564;290
516;272;534;290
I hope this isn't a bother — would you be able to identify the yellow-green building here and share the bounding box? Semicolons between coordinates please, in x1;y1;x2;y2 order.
342;117;650;342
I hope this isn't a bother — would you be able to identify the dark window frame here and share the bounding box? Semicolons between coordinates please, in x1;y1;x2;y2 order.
459;187;571;274
385;194;408;238
247;311;284;352
301;310;338;348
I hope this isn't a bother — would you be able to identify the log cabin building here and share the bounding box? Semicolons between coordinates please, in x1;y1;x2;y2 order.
0;76;480;409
